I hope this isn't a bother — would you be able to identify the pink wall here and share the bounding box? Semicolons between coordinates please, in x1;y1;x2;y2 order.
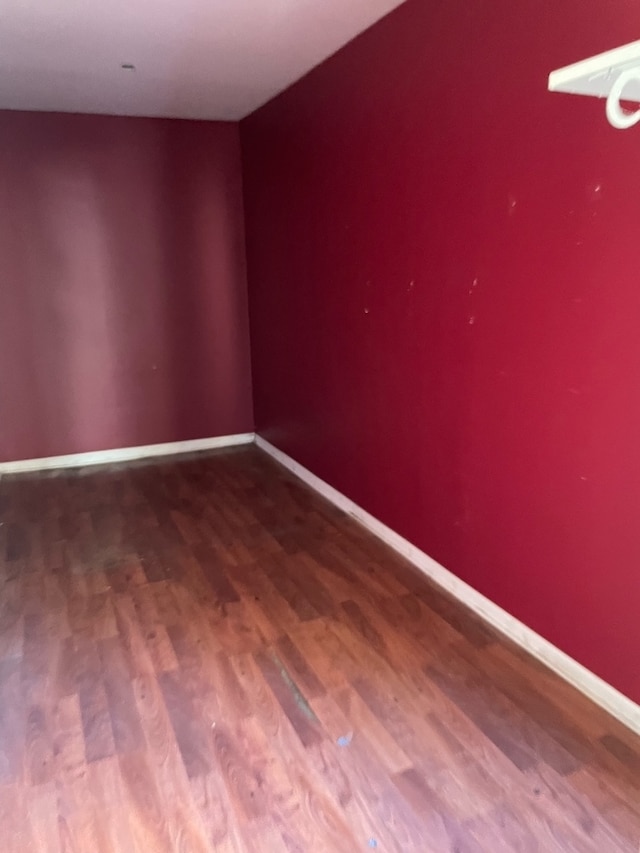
241;0;640;702
0;111;253;461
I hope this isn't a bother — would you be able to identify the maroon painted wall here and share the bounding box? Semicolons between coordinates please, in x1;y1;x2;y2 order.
241;0;640;702
0;111;253;461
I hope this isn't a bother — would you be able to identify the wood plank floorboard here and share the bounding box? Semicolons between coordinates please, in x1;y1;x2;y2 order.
0;445;639;851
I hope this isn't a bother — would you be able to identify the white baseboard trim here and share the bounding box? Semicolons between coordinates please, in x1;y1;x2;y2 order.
255;435;640;736
0;433;256;475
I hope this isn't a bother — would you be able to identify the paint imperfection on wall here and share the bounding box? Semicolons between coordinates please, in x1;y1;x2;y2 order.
588;182;603;201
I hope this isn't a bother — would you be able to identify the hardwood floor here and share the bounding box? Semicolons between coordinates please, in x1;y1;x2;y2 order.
1;445;639;852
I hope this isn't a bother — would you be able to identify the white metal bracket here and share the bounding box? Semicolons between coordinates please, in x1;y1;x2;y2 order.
549;40;640;129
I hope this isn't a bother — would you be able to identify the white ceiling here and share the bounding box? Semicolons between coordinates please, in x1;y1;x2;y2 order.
0;0;406;121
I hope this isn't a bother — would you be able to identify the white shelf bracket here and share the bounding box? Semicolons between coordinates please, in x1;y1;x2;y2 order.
549;40;640;129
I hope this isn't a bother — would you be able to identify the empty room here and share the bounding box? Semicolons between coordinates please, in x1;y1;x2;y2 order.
1;0;640;850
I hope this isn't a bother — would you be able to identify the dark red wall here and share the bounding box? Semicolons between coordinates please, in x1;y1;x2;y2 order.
241;0;640;702
0;111;253;461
